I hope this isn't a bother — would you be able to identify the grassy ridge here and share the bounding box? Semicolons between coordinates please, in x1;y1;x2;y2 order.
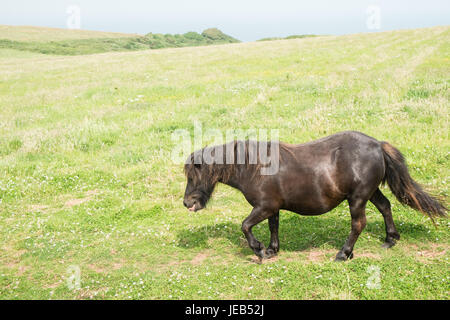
0;25;138;42
0;27;239;55
0;26;448;299
258;34;319;41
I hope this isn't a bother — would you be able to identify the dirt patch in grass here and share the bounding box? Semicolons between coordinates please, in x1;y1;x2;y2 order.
87;259;125;273
65;198;88;207
29;204;49;212
191;252;209;265
45;281;63;289
394;243;449;263
87;264;107;273
355;252;382;260
2;245;29;278
414;244;448;263
167;259;190;267
307;250;333;262
16;265;29;276
248;255;278;264
300;249;336;263
2;244;26;266
64;190;100;207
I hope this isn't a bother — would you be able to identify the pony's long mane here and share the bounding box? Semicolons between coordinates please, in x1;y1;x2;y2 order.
184;140;289;186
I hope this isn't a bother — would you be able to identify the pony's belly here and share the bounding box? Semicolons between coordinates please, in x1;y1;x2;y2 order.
282;197;344;216
283;205;330;216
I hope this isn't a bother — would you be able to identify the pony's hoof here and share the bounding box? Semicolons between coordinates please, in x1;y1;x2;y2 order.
382;235;399;249
264;248;277;259
381;241;396;249
334;254;346;262
334;251;353;262
256;249;266;261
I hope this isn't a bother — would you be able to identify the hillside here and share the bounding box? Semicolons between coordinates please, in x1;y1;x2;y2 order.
258;34;319;41
0;25;138;42
0;25;239;55
0;26;448;300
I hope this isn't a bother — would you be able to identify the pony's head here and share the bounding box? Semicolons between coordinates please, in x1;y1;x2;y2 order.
182;141;271;211
183;150;218;212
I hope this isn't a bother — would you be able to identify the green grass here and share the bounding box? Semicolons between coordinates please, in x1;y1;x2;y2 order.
0;27;239;55
0;26;449;300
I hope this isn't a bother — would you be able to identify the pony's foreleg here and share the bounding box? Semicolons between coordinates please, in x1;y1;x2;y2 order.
242;207;276;260
267;212;280;257
335;198;367;261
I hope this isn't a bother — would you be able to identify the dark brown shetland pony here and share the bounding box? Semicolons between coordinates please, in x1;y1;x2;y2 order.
183;131;447;261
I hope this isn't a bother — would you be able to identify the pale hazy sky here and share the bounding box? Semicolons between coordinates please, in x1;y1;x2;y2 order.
1;0;449;41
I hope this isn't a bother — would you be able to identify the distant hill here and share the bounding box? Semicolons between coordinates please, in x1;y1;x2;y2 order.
202;28;239;43
0;25;240;55
258;34;319;41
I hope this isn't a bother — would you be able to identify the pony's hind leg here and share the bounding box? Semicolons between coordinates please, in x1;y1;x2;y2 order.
266;212;280;258
242;207;276;260
370;188;400;248
335;198;367;261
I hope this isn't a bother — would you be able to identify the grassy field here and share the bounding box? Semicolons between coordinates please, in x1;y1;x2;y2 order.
0;25;449;300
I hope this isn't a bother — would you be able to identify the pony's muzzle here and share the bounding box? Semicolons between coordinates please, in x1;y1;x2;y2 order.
183;199;197;211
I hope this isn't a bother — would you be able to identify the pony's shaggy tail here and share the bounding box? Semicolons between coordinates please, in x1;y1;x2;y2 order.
381;142;447;223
